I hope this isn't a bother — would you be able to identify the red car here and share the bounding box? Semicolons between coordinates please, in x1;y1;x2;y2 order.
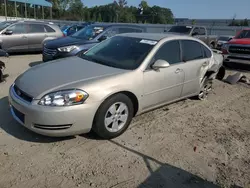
222;29;250;65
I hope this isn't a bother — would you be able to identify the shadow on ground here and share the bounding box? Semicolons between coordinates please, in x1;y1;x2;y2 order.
109;140;221;188
29;61;43;67
0;96;74;143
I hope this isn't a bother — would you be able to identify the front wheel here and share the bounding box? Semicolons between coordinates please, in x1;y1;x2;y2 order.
93;93;134;139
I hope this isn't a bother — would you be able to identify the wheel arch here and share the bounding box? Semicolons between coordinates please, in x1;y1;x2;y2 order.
96;91;139;117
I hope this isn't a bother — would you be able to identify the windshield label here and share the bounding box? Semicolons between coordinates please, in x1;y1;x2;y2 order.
140;39;157;45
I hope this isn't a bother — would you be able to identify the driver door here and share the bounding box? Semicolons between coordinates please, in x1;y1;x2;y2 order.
1;23;28;52
142;40;185;110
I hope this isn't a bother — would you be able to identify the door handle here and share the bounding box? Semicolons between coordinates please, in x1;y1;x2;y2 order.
202;62;208;66
175;68;182;73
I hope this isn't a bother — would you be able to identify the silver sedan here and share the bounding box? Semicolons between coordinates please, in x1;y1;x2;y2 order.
9;33;223;139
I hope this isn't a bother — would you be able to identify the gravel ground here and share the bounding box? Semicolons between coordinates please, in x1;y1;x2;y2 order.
0;54;250;188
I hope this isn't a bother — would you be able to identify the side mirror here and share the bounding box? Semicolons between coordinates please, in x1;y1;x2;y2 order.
4;30;13;35
98;35;107;42
152;59;170;70
192;32;198;36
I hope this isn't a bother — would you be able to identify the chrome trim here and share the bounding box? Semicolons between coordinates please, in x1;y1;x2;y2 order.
10;106;25;126
11;84;33;104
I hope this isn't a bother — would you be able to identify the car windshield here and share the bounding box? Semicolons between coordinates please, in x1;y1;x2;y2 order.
168;26;192;34
81;36;157;70
72;25;105;40
235;30;250;39
60;25;69;31
0;21;14;31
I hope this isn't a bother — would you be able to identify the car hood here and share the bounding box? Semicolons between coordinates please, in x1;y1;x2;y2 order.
45;36;98;49
228;38;250;45
15;57;127;98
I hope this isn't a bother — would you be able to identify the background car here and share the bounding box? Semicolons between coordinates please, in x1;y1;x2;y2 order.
0;21;64;53
0;49;8;82
42;23;146;62
215;35;233;50
60;22;95;36
10;33;223;139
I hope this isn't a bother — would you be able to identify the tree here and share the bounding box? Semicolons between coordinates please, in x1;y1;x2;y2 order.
243;18;249;26
97;13;102;22
118;0;127;8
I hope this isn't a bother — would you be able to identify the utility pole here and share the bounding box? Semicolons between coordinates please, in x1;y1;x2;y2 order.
4;0;8;21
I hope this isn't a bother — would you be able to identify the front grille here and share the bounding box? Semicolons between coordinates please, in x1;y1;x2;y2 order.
43;47;57;56
34;124;72;130
12;107;25;123
13;85;33;103
229;46;250;55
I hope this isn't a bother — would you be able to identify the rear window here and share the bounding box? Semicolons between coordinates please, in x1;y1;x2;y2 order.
45;25;55;33
168;26;192;34
181;40;204;61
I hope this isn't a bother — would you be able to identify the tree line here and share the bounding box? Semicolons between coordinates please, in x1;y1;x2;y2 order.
0;0;175;24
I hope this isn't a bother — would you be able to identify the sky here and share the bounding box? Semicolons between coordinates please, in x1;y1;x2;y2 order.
83;0;250;19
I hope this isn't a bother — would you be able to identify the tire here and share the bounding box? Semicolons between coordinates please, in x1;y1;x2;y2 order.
93;93;134;139
198;76;213;100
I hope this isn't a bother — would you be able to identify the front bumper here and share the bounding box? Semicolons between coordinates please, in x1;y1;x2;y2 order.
224;54;250;65
8;85;100;137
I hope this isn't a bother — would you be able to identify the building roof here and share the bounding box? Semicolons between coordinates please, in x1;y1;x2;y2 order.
8;0;52;7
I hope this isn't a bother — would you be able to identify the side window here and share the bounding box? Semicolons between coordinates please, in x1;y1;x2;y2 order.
192;27;199;35
118;27;143;33
153;40;181;65
202;45;212;58
7;24;26;34
44;25;55;33
181;40;204;61
199;27;206;35
29;24;45;33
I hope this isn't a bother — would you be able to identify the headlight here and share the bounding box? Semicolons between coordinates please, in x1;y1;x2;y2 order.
38;89;88;106
58;45;78;52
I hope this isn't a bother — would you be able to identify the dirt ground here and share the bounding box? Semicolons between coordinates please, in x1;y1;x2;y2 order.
0;54;250;188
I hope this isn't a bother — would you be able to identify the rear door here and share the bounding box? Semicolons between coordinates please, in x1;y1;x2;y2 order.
180;40;210;97
1;23;28;52
27;23;46;51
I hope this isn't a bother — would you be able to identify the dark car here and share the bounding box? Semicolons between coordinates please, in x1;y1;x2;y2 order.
42;23;146;62
61;22;95;36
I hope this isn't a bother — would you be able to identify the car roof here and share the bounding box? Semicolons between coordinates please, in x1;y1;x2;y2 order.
117;32;192;41
15;20;54;25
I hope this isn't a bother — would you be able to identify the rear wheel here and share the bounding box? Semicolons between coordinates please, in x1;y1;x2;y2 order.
93;93;134;139
198;77;213;100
